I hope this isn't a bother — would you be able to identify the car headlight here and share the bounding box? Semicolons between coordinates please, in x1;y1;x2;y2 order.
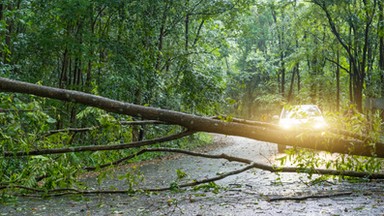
313;119;327;129
279;119;297;129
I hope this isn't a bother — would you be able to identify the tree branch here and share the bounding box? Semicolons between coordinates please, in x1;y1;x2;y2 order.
1;78;384;158
43;127;98;137
3;147;384;197
325;57;350;74
267;191;353;201
2;130;195;157
311;0;351;56
88;148;384;179
213;115;384;145
119;120;167;126
43;120;168;137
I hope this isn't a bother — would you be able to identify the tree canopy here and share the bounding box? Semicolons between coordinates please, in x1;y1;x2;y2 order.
1;0;384;116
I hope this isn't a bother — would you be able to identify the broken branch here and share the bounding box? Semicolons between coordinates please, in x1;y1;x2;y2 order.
2;130;195;157
86;148;384;179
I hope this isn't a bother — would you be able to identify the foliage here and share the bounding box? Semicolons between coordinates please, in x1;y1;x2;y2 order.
0;94;86;192
117;165;144;193
278;108;384;181
170;169;188;192
193;182;221;194
0;93;212;197
1;0;384;198
224;0;384;117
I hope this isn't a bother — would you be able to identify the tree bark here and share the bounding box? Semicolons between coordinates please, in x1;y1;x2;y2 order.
1;77;384;158
0;3;3;61
185;0;190;51
271;7;285;98
379;1;384;97
336;50;340;111
287;64;296;103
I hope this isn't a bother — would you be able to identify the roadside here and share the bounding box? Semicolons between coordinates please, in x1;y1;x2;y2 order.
1;134;384;215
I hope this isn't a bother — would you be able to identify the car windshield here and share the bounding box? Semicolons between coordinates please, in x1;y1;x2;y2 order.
281;105;321;119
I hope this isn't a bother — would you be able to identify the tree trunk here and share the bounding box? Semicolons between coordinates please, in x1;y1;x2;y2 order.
0;3;3;61
287;64;297;103
297;63;300;93
1;2;13;65
1;78;384;158
313;0;374;112
271;7;285;98
185;0;190;51
336;50;340;112
353;72;364;113
379;1;384;97
155;1;169;71
349;62;353;103
132;88;144;142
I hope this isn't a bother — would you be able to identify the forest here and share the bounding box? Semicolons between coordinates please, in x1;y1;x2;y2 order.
1;0;384;198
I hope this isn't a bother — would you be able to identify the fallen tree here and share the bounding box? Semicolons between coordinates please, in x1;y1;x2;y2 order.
1;77;384;198
0;77;383;158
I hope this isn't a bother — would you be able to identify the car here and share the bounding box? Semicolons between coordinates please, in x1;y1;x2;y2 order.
279;105;327;130
277;104;327;152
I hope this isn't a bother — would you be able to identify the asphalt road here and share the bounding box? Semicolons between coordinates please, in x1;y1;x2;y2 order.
2;134;384;215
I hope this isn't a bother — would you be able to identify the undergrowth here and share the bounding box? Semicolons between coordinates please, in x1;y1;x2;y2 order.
277;105;384;183
0;93;213;202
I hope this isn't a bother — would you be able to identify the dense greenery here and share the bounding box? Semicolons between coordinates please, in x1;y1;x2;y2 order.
2;0;384;118
0;0;383;196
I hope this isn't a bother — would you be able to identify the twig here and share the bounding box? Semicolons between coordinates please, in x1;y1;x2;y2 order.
43;127;98;137
267;191;353;201
43;120;169;137
143;163;256;192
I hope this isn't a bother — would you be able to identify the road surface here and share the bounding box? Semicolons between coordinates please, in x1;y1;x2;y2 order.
2;134;384;215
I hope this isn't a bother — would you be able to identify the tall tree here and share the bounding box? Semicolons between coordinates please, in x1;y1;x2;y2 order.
379;0;384;97
312;0;377;112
